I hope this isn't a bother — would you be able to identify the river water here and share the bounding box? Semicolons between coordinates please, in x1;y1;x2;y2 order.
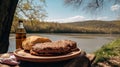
9;33;120;53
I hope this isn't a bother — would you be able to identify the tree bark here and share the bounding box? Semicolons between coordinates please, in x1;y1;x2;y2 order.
0;0;18;53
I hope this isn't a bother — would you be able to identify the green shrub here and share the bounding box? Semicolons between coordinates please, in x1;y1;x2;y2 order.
94;38;120;63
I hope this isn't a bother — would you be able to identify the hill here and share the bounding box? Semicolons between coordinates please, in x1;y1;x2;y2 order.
65;20;120;28
64;20;120;33
11;19;120;34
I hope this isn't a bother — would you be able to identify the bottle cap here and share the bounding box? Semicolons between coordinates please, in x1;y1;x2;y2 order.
19;20;23;23
18;20;24;28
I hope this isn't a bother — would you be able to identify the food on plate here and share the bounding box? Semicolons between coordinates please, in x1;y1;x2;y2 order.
0;53;10;58
22;36;52;51
30;40;79;56
17;50;26;56
21;35;79;56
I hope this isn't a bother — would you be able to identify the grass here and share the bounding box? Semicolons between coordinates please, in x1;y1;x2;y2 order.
94;38;120;63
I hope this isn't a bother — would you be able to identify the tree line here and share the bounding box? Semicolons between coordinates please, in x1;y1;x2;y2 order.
11;18;120;34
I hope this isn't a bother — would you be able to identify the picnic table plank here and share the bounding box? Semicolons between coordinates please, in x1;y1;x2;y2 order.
0;52;96;67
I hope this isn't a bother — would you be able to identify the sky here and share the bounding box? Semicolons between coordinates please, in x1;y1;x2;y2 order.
45;0;120;23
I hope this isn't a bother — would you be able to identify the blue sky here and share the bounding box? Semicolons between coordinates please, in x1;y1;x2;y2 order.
45;0;120;23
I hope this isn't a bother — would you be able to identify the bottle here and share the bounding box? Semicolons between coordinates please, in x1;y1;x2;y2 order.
16;20;26;49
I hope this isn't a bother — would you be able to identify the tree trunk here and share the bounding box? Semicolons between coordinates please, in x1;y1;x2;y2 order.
0;0;18;53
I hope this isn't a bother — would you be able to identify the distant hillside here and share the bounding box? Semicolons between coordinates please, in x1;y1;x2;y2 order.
64;20;120;33
65;20;120;28
11;19;120;34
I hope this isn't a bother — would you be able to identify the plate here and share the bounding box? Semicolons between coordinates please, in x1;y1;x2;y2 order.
13;49;81;62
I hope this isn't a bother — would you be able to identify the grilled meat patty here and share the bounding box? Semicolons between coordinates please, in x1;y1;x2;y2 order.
30;40;78;56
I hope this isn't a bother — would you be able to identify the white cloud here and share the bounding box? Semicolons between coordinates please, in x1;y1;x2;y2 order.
111;4;120;11
96;17;108;20
45;16;109;23
46;16;87;23
62;16;86;22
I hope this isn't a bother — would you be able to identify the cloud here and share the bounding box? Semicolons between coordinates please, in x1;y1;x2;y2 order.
96;17;108;20
111;4;120;11
62;16;87;22
46;16;109;23
46;16;87;23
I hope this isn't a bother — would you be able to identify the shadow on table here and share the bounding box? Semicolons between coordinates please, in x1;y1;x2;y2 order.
0;51;95;67
19;52;91;67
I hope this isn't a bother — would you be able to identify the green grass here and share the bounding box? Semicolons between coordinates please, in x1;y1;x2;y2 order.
94;38;120;63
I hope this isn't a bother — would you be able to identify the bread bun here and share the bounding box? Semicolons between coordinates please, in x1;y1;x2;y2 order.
22;36;51;51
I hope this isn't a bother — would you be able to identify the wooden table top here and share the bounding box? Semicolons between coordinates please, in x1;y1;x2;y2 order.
0;51;96;67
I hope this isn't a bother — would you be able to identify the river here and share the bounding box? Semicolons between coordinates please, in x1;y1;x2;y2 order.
9;33;120;53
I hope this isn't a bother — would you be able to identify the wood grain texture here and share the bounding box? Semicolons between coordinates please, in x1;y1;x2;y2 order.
0;52;95;67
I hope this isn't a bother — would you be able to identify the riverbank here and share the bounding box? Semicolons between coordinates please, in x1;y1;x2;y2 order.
93;38;120;67
9;33;116;53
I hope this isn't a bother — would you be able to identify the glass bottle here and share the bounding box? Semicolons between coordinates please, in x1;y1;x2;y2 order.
16;20;26;49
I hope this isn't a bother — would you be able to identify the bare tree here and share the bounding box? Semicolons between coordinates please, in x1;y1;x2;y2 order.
64;0;120;11
64;0;120;19
16;0;47;21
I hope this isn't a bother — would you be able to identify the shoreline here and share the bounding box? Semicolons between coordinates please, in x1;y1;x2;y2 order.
9;34;117;53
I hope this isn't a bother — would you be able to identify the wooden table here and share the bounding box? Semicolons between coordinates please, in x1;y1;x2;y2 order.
0;51;96;67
